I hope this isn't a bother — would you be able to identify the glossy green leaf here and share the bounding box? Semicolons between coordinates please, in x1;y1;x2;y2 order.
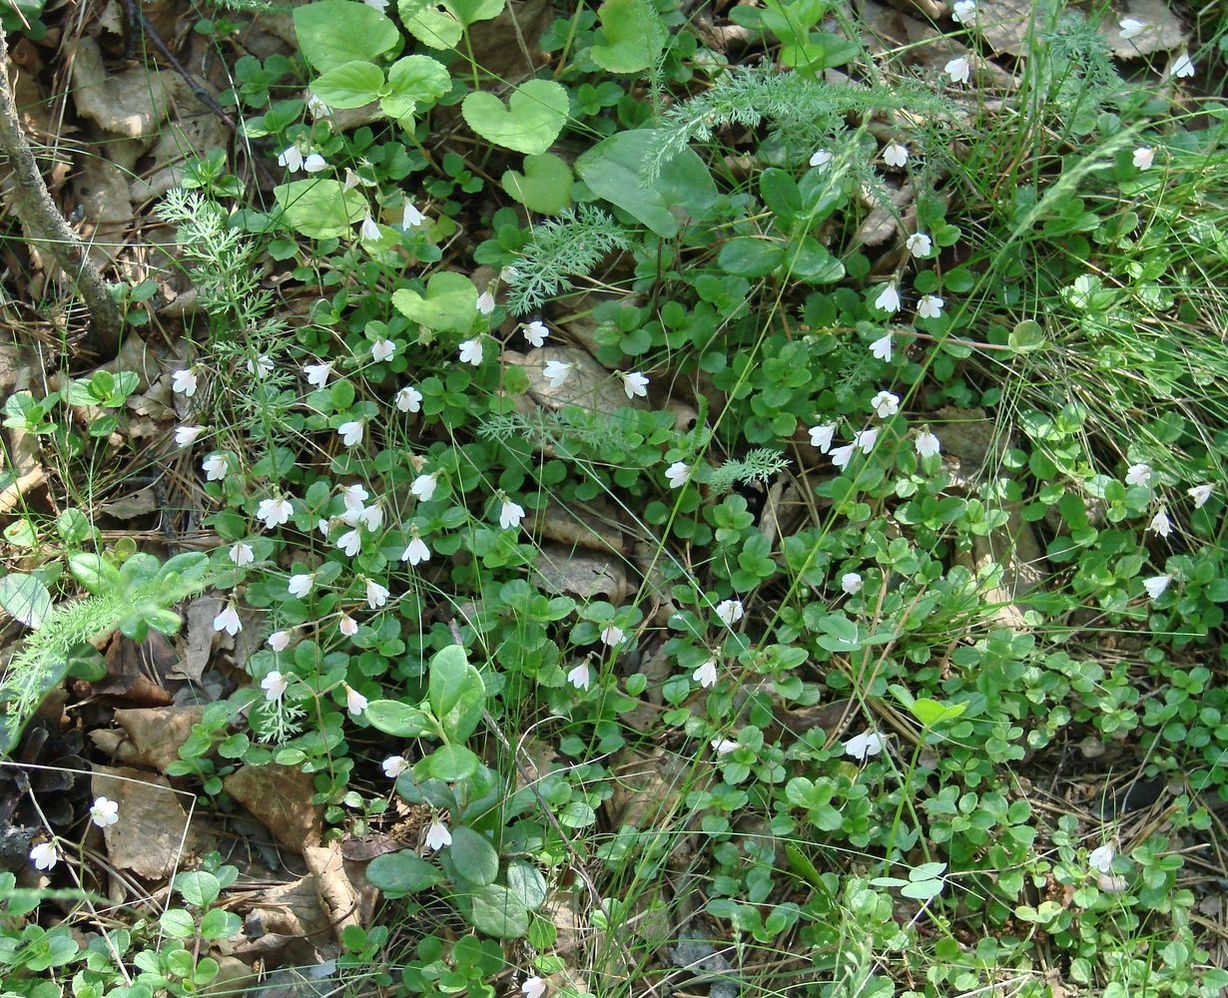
462;80;569;156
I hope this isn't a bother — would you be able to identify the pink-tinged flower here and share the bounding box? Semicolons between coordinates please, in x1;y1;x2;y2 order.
228;542;254;567
29;841;57;871
458;339;484;366
261;670;288;701
288;573;314;598
90;796;119;828
342;484;369;511
171;368;198;397
619;371;649;399
383;755;409;779
175;425;203;448
915;430;941;458
365;579;389;609
425;818;452;851
371;338;396;363
267;630;291;652
841;572;863;594
809;423;837;453
693;659;718;688
339;613;359;637
476;291;496;316
1132;147;1155;170
395;385;423;413
345;685;369;717
402;530;431;566
522;321;549;347
567;661;592;690
256;496;293;530
715;599;744;625
213;603;242;636
842;731;886;761
600;625;625;647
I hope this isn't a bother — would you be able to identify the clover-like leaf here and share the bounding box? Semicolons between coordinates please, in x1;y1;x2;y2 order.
501;153;573;214
462;80;569;156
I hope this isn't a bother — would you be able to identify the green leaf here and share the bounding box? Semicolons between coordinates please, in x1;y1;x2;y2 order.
908;698;967;728
814;613;860;652
311;60;384;109
199;908;241;940
468;884;529;938
591;0;667;73
449;827;499;886
399;0;463;49
174;871;221;908
782;31;860;74
68;553;121;594
0;573;51;629
159;909;196;939
505;861;548;911
293;0;400;71
1009;319;1047;353
575;130;717;237
446;0;504;25
418;743;479;781
365;699;435;738
501;153;574;214
718;238;785;278
274;179;368;239
380;56;451;125
788;236;845;283
367;851;444;895
391;272;479;334
462;80;569;156
428;645;486;743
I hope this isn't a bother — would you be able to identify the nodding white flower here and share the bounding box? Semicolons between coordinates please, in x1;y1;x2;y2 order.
89;796;120;828
854;427;880;453
338;420;364;448
1148;507;1172;537
371;339;396;363
476;291;496;316
411;472;438;502
945;56;971;84
841;572;863;594
277;146;304;172
499;497;526;530
600;625;625;647
710;737;739;755
302;153;327;173
843;731;886;761
360;503;384;532
307;94;331;118
915;430;941;458
916;294;945;320
382;754;409;779
345;685;369;716
342;483;368;510
809;422;837;453
1188;483;1213;508
1088;844;1114;874
1143;575;1171;600
1133;147;1155;170
693;659;719;688
288;573;314;598
458;339;484;366
338;528;362;557
1118;16;1145;39
870;391;900;418
521;976;547;998
905;232;932;257
257;496;294;530
203;453;228;481
500;266;519;282
425;818;452;851
523;321;549;348
247;354;273;379
1170;52;1196;79
567;661;592;690
360;215;381;240
175;425;203;448
402;529;431;566
396;385;423;413
29;841;57;871
715;599;744;625
267;630;291;652
831;443;857;470
172;368;198;397
366;579;390;609
261;670;288;701
213;603;242;636
809;148;833;169
229;542;255;567
869;334;893;362
317;517;334;536
402;199;426;229
951;0;976;22
1125;463;1153;487
304;361;333;388
882;142;909;168
543;360;572;389
665;461;691;489
874;284;901;313
339;613;359;637
620;371;650;399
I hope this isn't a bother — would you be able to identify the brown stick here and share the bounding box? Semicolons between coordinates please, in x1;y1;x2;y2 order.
0;27;122;351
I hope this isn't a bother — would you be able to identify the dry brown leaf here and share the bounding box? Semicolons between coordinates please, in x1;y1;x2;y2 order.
304;842;369;937
1103;2;1186;58
112;706;204;773
533;544;628;602
69;38;191;139
129;111;229;205
91;764;216;878
971;0;1035;56
516;345;650;417
466;0;554;83
224;764;323;852
98;484;160;519
175;597;220;682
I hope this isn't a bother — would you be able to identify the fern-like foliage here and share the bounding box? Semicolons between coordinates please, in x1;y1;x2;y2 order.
644;66;956;181
504;206;629;316
478;406;646;457
708;449;791;495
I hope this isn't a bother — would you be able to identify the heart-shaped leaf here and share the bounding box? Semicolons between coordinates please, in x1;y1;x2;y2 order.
399;0;462;49
462;80;569;156
501;153;573;214
592;0;667;73
294;1;400;71
380;55;451;126
274;179;368;239
391;272;479;334
311;60;384;109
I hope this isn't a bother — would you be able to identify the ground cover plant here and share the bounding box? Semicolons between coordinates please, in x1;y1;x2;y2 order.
1;0;1227;994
